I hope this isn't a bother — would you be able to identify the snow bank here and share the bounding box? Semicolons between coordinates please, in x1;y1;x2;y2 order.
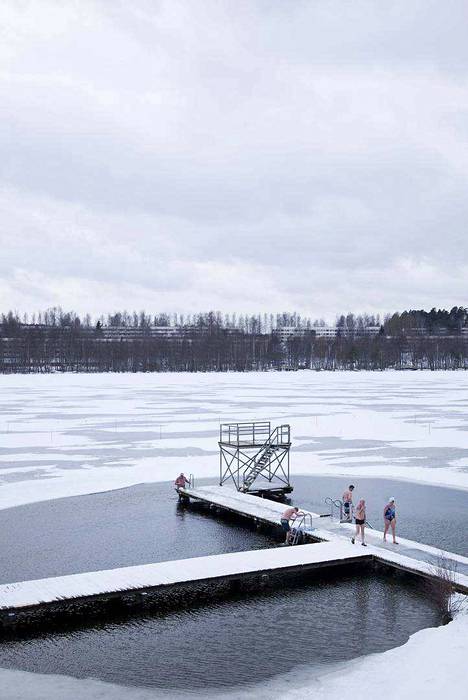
1;609;467;700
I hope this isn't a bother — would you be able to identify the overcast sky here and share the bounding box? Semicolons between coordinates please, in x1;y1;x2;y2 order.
1;1;468;320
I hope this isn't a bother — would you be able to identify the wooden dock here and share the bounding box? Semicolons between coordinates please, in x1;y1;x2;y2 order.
0;541;369;629
181;485;468;593
1;484;467;630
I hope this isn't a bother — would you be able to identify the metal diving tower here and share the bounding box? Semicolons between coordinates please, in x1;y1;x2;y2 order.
218;421;292;497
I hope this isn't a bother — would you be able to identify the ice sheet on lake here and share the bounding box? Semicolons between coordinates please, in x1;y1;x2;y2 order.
1;371;468;511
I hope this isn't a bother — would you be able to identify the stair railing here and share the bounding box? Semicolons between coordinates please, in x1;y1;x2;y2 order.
241;427;278;490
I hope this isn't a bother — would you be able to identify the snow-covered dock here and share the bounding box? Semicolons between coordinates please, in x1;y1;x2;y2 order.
181;485;468;593
0;541;368;627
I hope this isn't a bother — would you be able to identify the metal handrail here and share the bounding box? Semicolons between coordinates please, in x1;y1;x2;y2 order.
325;496;344;521
220;422;290;447
289;512;314;545
220;421;271;445
240;425;290;489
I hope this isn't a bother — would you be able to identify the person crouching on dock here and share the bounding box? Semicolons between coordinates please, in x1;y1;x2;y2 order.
351;499;367;546
175;472;190;500
281;506;303;544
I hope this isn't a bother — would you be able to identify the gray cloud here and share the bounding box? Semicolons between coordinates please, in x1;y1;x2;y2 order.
1;0;468;318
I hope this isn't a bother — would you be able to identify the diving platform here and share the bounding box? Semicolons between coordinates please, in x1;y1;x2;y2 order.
219;421;292;494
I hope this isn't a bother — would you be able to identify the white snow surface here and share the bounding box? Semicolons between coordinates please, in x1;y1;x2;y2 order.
0;540;364;610
1;371;468;698
1;371;468;513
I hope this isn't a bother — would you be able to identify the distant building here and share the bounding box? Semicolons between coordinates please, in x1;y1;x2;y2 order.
99;325;181;341
272;327;312;341
354;325;381;337
314;325;381;338
314;326;338;338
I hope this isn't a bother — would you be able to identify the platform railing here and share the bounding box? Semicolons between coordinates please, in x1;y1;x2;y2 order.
219;421;271;445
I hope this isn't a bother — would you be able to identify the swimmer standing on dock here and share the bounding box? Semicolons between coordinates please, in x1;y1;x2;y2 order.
383;497;398;544
342;484;354;521
351;499;367;546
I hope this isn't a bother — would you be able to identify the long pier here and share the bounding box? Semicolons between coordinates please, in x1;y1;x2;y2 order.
182;485;468;590
1;485;467;631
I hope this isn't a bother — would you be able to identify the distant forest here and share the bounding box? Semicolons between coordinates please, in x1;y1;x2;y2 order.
1;306;467;372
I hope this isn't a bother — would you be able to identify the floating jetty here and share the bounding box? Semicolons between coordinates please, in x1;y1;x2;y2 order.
0;541;369;628
1;484;467;631
183;485;468;589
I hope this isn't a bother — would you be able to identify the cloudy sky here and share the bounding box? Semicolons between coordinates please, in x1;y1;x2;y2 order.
1;1;468;320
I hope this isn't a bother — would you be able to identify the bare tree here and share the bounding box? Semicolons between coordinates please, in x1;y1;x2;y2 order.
426;552;466;622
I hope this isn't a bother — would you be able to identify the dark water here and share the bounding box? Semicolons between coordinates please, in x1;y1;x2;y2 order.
0;483;276;584
290;475;468;556
0;574;440;691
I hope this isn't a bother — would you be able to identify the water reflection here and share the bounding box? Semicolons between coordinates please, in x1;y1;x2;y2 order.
0;574;441;691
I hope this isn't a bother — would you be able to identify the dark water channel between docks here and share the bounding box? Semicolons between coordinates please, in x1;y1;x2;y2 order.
0;481;278;584
0;573;442;692
0;475;465;691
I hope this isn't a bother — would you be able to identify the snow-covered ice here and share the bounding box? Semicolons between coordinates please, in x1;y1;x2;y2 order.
1;371;468;513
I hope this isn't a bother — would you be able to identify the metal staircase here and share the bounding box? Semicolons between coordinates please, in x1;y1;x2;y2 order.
241;439;282;491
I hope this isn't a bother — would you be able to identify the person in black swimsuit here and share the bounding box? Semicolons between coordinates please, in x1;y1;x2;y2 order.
351;498;367;546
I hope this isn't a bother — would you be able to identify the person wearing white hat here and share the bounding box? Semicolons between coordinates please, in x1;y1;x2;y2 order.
383;497;398;544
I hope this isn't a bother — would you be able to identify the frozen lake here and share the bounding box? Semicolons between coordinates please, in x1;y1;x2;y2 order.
1;371;468;515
